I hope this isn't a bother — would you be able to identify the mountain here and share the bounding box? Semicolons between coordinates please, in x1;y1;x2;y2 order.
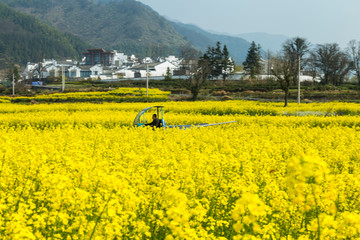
0;0;189;57
0;2;90;68
170;21;251;64
92;0;123;4
236;32;289;53
1;0;253;66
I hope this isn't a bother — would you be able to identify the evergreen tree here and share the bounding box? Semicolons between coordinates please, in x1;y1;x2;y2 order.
164;67;172;81
213;41;223;78
204;41;224;79
203;46;215;79
243;41;263;79
202;41;235;80
221;45;234;81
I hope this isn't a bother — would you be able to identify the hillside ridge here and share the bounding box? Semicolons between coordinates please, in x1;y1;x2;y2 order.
0;1;90;68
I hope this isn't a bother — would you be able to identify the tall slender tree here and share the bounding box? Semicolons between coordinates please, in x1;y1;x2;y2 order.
221;45;234;82
243;41;262;79
213;41;223;78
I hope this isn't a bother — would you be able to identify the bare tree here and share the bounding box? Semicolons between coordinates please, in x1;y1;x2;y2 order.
145;44;166;60
282;37;310;84
347;40;360;85
312;43;351;85
271;53;294;107
179;44;202;60
304;52;318;82
33;61;46;80
185;58;211;100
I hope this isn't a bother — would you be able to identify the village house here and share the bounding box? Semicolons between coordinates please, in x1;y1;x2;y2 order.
129;61;177;78
83;49;114;66
173;59;198;76
23;49;182;81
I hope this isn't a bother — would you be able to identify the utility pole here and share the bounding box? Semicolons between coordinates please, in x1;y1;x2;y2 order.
297;55;301;104
12;74;15;96
62;66;65;92
267;49;271;79
146;62;149;97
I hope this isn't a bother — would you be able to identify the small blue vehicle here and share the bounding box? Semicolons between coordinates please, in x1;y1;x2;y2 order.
133;106;236;130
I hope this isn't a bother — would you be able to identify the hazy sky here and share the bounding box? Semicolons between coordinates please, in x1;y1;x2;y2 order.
137;0;359;48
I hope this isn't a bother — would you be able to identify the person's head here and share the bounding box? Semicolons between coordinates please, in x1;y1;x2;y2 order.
152;114;157;119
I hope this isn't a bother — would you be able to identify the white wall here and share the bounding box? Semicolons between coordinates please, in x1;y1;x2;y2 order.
154;61;176;76
68;66;81;78
90;65;103;77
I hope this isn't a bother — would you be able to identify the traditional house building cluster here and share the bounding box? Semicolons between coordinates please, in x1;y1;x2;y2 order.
23;49;182;81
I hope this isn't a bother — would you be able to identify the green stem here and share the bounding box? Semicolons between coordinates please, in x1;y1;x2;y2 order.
311;184;320;240
88;191;114;240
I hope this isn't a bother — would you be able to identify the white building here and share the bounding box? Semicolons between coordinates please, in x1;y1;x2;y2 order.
115;68;135;79
112;51;128;66
165;55;180;65
46;65;61;78
129;61;177;78
23;52;183;80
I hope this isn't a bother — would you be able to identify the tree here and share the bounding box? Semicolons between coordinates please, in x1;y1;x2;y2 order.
304;51;318;82
243;41;262;79
184;57;211;100
178;44;201;77
6;65;22;96
221;45;234;82
282;37;310;84
312;43;351;85
201;42;234;81
33;61;46;79
347;40;360;85
6;65;21;83
203;41;224;79
145;44;166;59
271;53;294;107
179;44;202;60
213;41;223;78
164;67;172;81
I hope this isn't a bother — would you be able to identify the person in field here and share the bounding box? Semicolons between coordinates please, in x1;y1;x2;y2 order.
145;114;161;128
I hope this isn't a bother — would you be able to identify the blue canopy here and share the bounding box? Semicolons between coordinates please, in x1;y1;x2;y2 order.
133;106;164;127
134;106;236;129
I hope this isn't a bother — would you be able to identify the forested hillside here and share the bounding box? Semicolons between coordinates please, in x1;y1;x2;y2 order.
0;2;90;68
1;0;252;68
1;0;189;57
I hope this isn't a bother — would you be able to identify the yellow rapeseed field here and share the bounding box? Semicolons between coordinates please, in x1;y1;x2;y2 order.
0;100;360;239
